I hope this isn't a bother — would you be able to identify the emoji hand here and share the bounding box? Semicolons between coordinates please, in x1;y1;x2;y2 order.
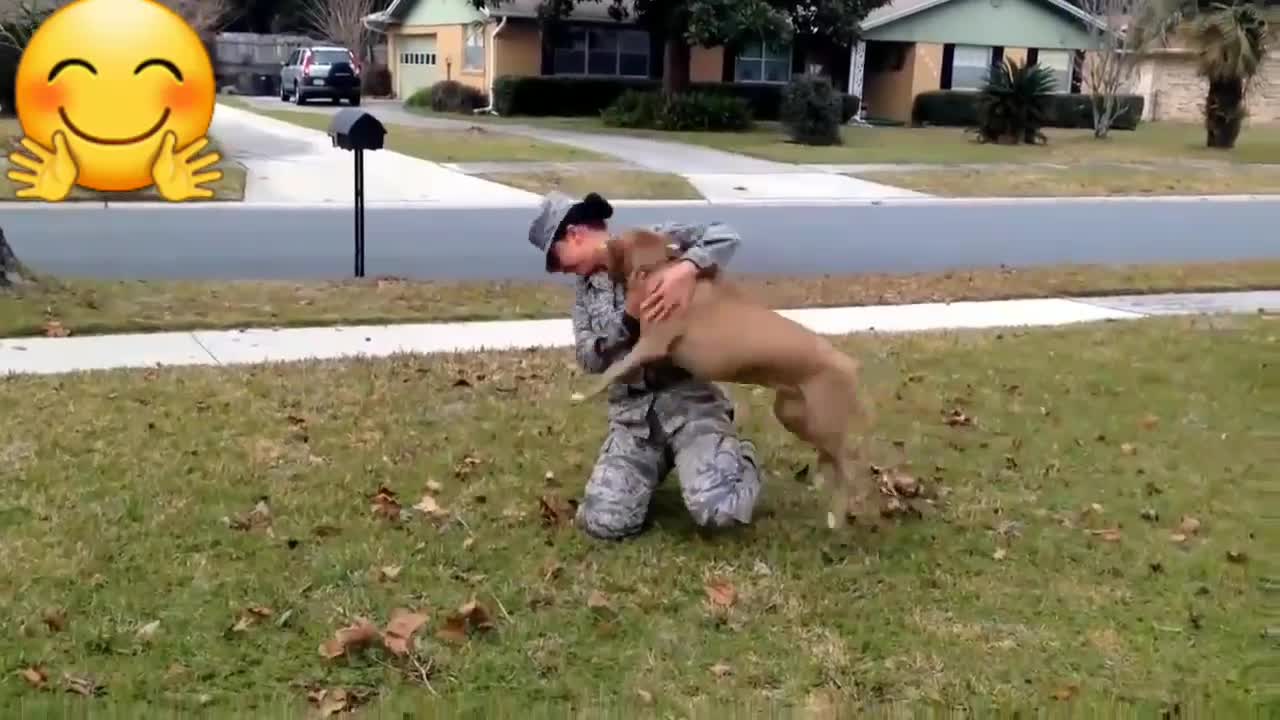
7;132;78;201
151;132;222;202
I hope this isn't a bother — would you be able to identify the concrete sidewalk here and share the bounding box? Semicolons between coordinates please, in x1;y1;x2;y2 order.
210;103;540;205
2;291;1276;377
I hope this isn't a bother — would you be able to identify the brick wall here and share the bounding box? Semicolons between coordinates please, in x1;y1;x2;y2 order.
1139;51;1280;123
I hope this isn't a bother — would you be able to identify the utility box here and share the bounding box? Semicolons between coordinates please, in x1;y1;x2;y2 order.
328;108;386;151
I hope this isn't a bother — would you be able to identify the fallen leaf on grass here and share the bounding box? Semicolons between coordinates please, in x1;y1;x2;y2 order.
319;618;380;659
1140;414;1160;430
308;688;362;717
1171;533;1189;544
636;688;654;704
1227;550;1248;564
454;455;482;479
43;320;70;338
226;498;272;532
1051;684;1079;701
425;479;443;493
19;667;48;689
436;599;495;643
135;620;160;641
1140;508;1159;522
1120;443;1137;456
1178;516;1202;535
710;663;732;678
41;608;67;632
231;606;274;633
378;565;402;582
943;409;973;427
371;486;403;521
382;608;430;656
1087;528;1123;542
63;672;103;697
993;548;1008;561
704;578;737;609
587;590;612;613
413;494;448;518
540;493;577;527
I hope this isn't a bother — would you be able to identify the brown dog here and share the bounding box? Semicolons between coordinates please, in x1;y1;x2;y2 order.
575;228;876;530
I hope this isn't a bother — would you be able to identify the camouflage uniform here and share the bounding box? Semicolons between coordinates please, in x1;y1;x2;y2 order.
528;192;764;540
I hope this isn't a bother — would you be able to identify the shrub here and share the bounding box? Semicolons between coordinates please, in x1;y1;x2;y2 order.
492;75;857;122
414;80;487;113
912;90;1145;131
780;76;843;145
601;90;753;131
361;64;392;97
974;58;1056;144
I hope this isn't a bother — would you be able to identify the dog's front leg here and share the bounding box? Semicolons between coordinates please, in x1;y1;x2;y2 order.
576;330;676;402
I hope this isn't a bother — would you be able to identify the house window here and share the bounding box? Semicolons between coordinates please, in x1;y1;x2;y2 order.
464;25;485;72
735;37;791;83
552;27;650;77
400;52;437;66
1036;49;1073;92
950;44;993;90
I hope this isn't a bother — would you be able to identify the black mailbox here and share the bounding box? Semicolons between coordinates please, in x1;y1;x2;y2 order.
329;108;386;151
328;109;385;278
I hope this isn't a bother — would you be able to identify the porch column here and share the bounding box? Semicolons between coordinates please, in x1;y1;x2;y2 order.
848;40;866;121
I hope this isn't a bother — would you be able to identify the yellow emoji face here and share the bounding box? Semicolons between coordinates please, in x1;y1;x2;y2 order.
13;0;217;195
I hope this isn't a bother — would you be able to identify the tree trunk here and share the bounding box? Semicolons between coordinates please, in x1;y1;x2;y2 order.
1205;78;1244;149
0;226;35;287
662;38;691;95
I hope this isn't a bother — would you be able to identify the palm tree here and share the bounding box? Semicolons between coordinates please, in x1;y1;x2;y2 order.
1190;2;1269;148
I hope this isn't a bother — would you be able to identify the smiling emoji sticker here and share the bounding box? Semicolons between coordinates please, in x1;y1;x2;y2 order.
8;0;221;201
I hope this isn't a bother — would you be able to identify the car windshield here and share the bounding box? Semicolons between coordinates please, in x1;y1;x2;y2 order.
312;50;353;65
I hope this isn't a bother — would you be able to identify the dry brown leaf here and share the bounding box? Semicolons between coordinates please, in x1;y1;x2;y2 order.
704;578;737;609
231;606;274;633
135;620;161;641
378;565;402;582
41;608;67;632
1087;528;1122;542
1140;414;1160;430
43;320;70;338
1227;550;1247;564
944;409;973;427
1051;684;1079;701
425;479;444;493
539;493;577;527
462;537;476;551
636;688;654;704
19;667;48;689
1178;516;1202;535
1120;443;1137;456
62;672;103;696
371;486;402;521
587;590;612;612
710;663;732;678
227;498;272;532
459;599;494;631
308;688;353;717
542;559;563;582
1170;533;1189;544
413;494;447;517
382;608;430;656
319;617;380;659
993;548;1008;561
436;614;469;644
454;455;482;478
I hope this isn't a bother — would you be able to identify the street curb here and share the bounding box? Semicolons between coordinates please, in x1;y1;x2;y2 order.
6;194;1280;211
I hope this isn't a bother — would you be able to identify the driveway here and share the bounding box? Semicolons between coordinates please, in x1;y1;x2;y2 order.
209;102;540;205
231;96;926;203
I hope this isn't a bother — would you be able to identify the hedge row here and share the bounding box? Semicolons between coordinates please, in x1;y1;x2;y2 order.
492;75;859;122
911;90;1146;131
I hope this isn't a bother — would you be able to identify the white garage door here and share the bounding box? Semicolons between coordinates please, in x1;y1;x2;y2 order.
397;36;440;99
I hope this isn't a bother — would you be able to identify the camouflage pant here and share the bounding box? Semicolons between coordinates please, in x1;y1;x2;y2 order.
576;406;764;540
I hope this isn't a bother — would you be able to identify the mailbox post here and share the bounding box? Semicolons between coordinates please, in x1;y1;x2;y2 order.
328;109;387;278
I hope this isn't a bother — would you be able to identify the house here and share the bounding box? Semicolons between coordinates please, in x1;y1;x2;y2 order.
360;0;1104;123
360;0;857;104
849;0;1108;123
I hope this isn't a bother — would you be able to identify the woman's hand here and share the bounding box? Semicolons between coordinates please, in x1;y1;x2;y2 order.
639;260;699;323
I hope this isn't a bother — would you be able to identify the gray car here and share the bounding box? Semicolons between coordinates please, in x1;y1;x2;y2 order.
280;45;362;106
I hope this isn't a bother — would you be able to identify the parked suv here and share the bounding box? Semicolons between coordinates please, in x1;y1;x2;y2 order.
280;45;361;106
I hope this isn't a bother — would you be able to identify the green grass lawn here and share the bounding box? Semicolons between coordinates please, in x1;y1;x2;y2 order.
474;168;705;200
3;259;1279;337
411;108;1280;166
1;117;247;202
858;164;1280;197
0;314;1274;715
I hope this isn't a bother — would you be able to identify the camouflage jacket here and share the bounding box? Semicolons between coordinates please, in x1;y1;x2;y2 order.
571;221;742;439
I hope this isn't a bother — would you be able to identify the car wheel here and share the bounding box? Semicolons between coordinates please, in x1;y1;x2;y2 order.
349;95;361;106
280;85;289;101
293;84;305;105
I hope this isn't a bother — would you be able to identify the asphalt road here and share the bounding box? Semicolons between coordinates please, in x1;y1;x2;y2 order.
4;201;1280;281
